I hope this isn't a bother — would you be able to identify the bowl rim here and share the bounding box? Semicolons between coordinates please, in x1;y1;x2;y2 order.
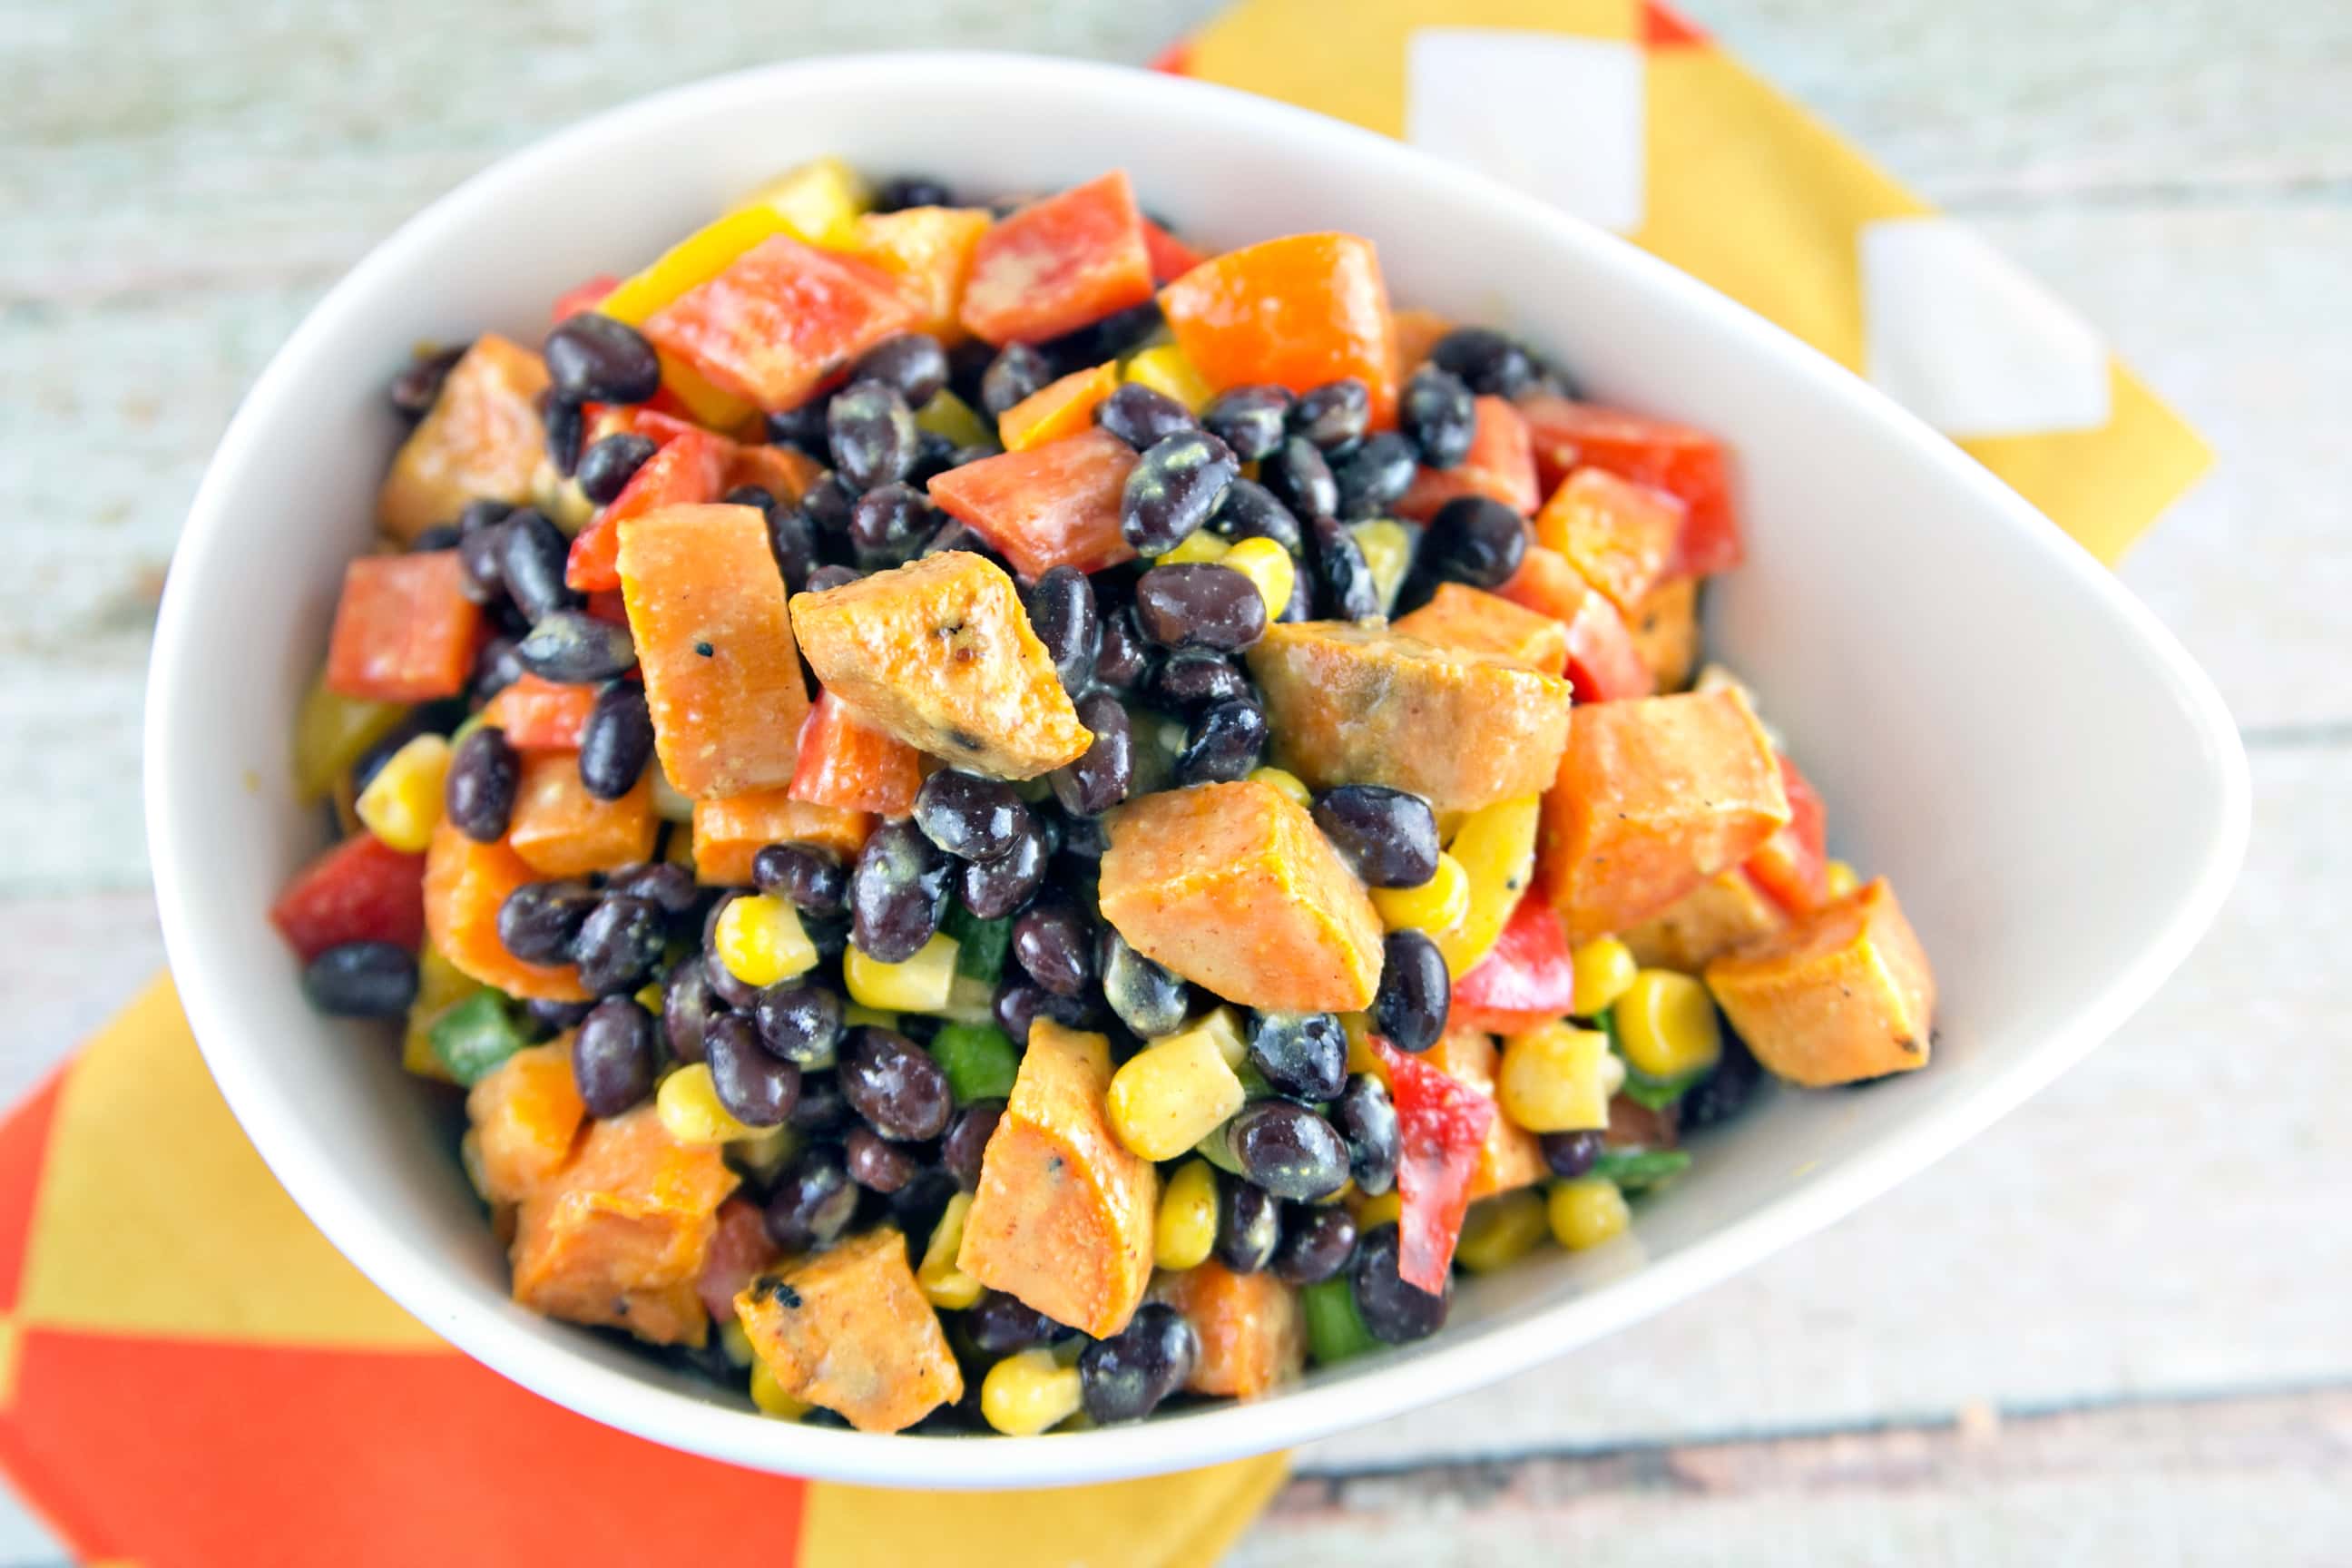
145;49;2249;1489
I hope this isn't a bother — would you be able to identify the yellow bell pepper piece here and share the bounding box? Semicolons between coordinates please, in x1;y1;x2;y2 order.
1430;795;1542;975
1122;344;1214;412
741;155;874;250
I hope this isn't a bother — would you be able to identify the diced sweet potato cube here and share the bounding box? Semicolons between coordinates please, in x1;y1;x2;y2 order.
506;752;658;877
377;335;551;542
423;819;590;1002
736;1228;964;1433
1533;468;1683;615
1425;1025;1546;1200
1706;878;1936;1088
1159;232;1400;426
851;206;995;345
999;361;1119;452
1395;396;1539;520
1495;546;1655;703
466;1043;585;1205
617;504;810;799
1099;780;1384;1013
926;428;1139;580
696;1196;780;1326
1152;1262;1303;1400
1519;396;1741;577
789;553;1092;779
1539;688;1790;941
1626;576;1700;692
1392;582;1570;678
788;690;926;816
957;1021;1158;1338
324;553;481;703
482;674;598;750
959;172;1155;346
1621;868;1789;974
1245;621;1573;812
691;789;873;887
643;235;919;411
510;1105;737;1347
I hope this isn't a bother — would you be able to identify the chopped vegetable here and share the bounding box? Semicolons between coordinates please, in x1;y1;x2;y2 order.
928;1021;1020;1103
1532;467;1684;616
1494;545;1654;703
1392;582;1572;679
1300;1276;1380;1366
1705;878;1936;1087
999;360;1119;451
1621;867;1789;974
695;1196;781;1326
1547;1176;1632;1250
940;901;1013;983
1745;754;1831;915
481;675;600;751
377;334;551;542
1159;232;1399;426
270;832;426;962
1518;395;1741;577
1151;1259;1304;1399
1122;343;1216;412
1494;1023;1616;1133
1140;215;1207;282
1454;1190;1550;1273
564;426;732;594
1427;793;1542;977
1590;1149;1691;1191
1106;1025;1248;1161
850;205;995;345
1395;397;1539;520
1369;1038;1494;1291
960;171;1154;346
353;733;451;854
421;818;590;1001
742;154;873;249
324;553;481;703
842;930;957;1012
926;427;1141;579
429;990;534;1088
506;751;657;877
1448;892;1578;1034
1625;576;1700;692
1424;1026;1547;1200
690;789;872;886
466;1042;586;1201
788;690;926;816
643;234;919;411
735;1227;965;1434
293;678;407;802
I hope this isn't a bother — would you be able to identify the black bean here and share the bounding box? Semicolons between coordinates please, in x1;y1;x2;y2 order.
1215;1172;1281;1274
1422;495;1528;590
1209;479;1304;557
571;894;666;995
571;996;658;1116
959;816;1053;919
604;859;696;915
1122;431;1239;557
544;397;585;476
1400;367;1476;470
920;517;1004;569
849;821;952;963
410;523;462;553
1200;385;1293;463
845;1125;919;1193
841;1027;954;1142
914;770;1031;863
1134;564;1266;652
723;484;777;514
1291;377;1370;452
1271;1204;1358;1287
850;332;950;407
1091;605;1152;691
1540;1129;1604;1180
1245;1011;1348;1102
1309;514;1383;621
470;633;525;701
573;682;653;800
1011;899;1093;997
1428;327;1534;398
446;726;520;842
1374;931;1451;1054
1099;928;1189;1040
828;380;918;493
494;509;576;622
1095;383;1198;451
764;1149;858;1251
1050;691;1134;818
752;843;848;914
707;1014;800;1127
514;610;635;684
804;564;861;593
753;982;847;1068
521;1000;593;1039
456;511;511;606
662;954;717;1064
889;1168;959;1252
906;429;960;487
979;343;1054;418
1147;651;1250;714
1280;560;1314;622
965;1288;1058;1356
787;1073;852;1135
946;440;1002;469
702;945;762;1013
1336;1074;1400;1196
577;432;658;505
943;1100;1004;1192
992;978;1100;1045
1228;1101;1351;1201
848;482;936;565
1333;433;1419;520
1055;811;1109;861
545;314;662;404
1312;786;1440;887
1175;697;1268;786
1023;566;1097;693
300;941;417;1017
1351;1224;1448;1343
877;175;955;211
1677;1031;1763;1132
766;504;817;593
1263;436;1338;522
389;342;467;420
765;400;829;455
1080;1302;1200;1426
495;878;600;964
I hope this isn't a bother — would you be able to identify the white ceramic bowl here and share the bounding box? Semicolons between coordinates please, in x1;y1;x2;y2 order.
145;52;2248;1488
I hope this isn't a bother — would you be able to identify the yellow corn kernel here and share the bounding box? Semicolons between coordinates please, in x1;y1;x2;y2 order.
842;1003;902;1031
1338;1012;1387;1083
1352;1190;1403;1231
713;894;819;989
1220;536;1297;620
1455;1190;1551;1273
1153;1158;1220;1270
1158;529;1231;566
1122;344;1215;412
743;155;875;250
1348;519;1414;612
293;676;407;801
657;1063;760;1145
1191;1004;1249;1071
1370;851;1471;934
1496;1023;1618;1133
750;1357;812;1420
914;388;993;448
1615;969;1724;1081
1548;1177;1632;1251
719;1318;757;1368
842;931;960;1013
1431;795;1542;975
1824;859;1861;900
1571;936;1639;1017
1108;1030;1247;1161
917;1191;986;1309
730;1122;802;1184
633;980;665;1014
1248;767;1313;809
980;1347;1084;1436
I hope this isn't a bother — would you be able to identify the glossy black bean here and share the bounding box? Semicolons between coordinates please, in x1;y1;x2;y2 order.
495;878;600;964
764;1149;859;1251
494;509;575;622
1312;787;1440;888
1098;929;1189;1040
604;860;695;916
942;1100;1004;1192
1122;431;1239;557
752;843;847;914
1333;433;1420;520
979;343;1054;418
1400;367;1476;470
1677;1030;1762;1132
1175;697;1269;786
722;485;777;515
661;955;717;1064
965;1288;1058;1356
753;982;847;1069
841;1027;954;1142
702;945;762;1013
1054;811;1109;861
1214;1172;1281;1274
571;894;667;996
1011;900;1093;998
410;523;462;553
446;726;521;842
1228;1101;1351;1201
1422;495;1528;590
787;1073;852;1135
469;634;525;701
1427;327;1534;398
1095;383;1198;451
1350;1224;1448;1343
1245;1011;1348;1102
992;978;1101;1045
1375;931;1451;1054
848;482;936;565
1134;564;1266;652
849;821;952;963
914;771;1030;864
1200;385;1294;463
573;682;653;801
300;941;417;1017
514;610;635;684
1023;565;1097;693
1291;377;1371;452
1309;514;1382;621
456;509;510;605
707;1014;800;1127
519;1000;593;1040
906;429;960;488
1050;691;1135;818
1540;1129;1604;1180
918;518;999;569
804;564;860;593
889;1167;959;1250
1205;485;1300;564
876;175;954;211
766;504;817;593
958;817;1053;919
828;379;918;493
844;1125;919;1193
1335;1074;1399;1196
763;399;829;455
946;440;1003;469
1147;651;1250;714
545;314;660;404
576;432;658;505
544;396;585;476
850;332;950;407
389;342;467;420
1080;1302;1200;1426
1262;436;1338;522
1091;606;1152;691
571;996;658;1116
1271;1204;1358;1287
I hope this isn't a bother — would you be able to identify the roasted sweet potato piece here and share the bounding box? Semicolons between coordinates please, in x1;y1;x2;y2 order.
617;503;809;799
691;789;873;887
1245;621;1573;812
1626;576;1700;692
696;1196;780;1326
1538;688;1790;941
1152;1262;1303;1400
1099;780;1386;1013
482;674;599;751
926;428;1139;580
1395;396;1539;520
377;334;551;542
466;1043;585;1205
1425;1025;1546;1200
1495;546;1656;703
1519;396;1741;577
998;361;1119;452
1706;878;1936;1088
959;172;1155;347
957;1021;1158;1338
850;205;994;345
422;819;591;1002
1392;582;1571;678
789;553;1092;779
1159;232;1400;426
1745;754;1830;916
324;553;481;703
510;1105;737;1347
1621;868;1789;974
1533;468;1684;616
642;235;919;411
737;1228;964;1433
506;752;658;877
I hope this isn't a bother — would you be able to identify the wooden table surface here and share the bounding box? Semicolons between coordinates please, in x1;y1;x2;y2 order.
5;0;2347;1561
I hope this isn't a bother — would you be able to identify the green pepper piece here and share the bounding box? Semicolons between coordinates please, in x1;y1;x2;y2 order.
941;903;1014;985
1591;1148;1692;1191
1301;1277;1381;1366
929;1021;1020;1103
428;989;530;1086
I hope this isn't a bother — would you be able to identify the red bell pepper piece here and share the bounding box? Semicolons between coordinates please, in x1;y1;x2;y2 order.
960;172;1155;346
550;274;619;323
1746;753;1829;915
1395;396;1540;521
324;552;482;703
1141;217;1206;283
1371;1039;1496;1293
270;833;428;962
583;589;630;628
1517;395;1740;576
482;673;599;750
696;1196;782;1325
1495;547;1654;702
926;427;1140;580
788;691;926;818
564;426;731;593
644;235;920;412
1450;893;1579;1034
